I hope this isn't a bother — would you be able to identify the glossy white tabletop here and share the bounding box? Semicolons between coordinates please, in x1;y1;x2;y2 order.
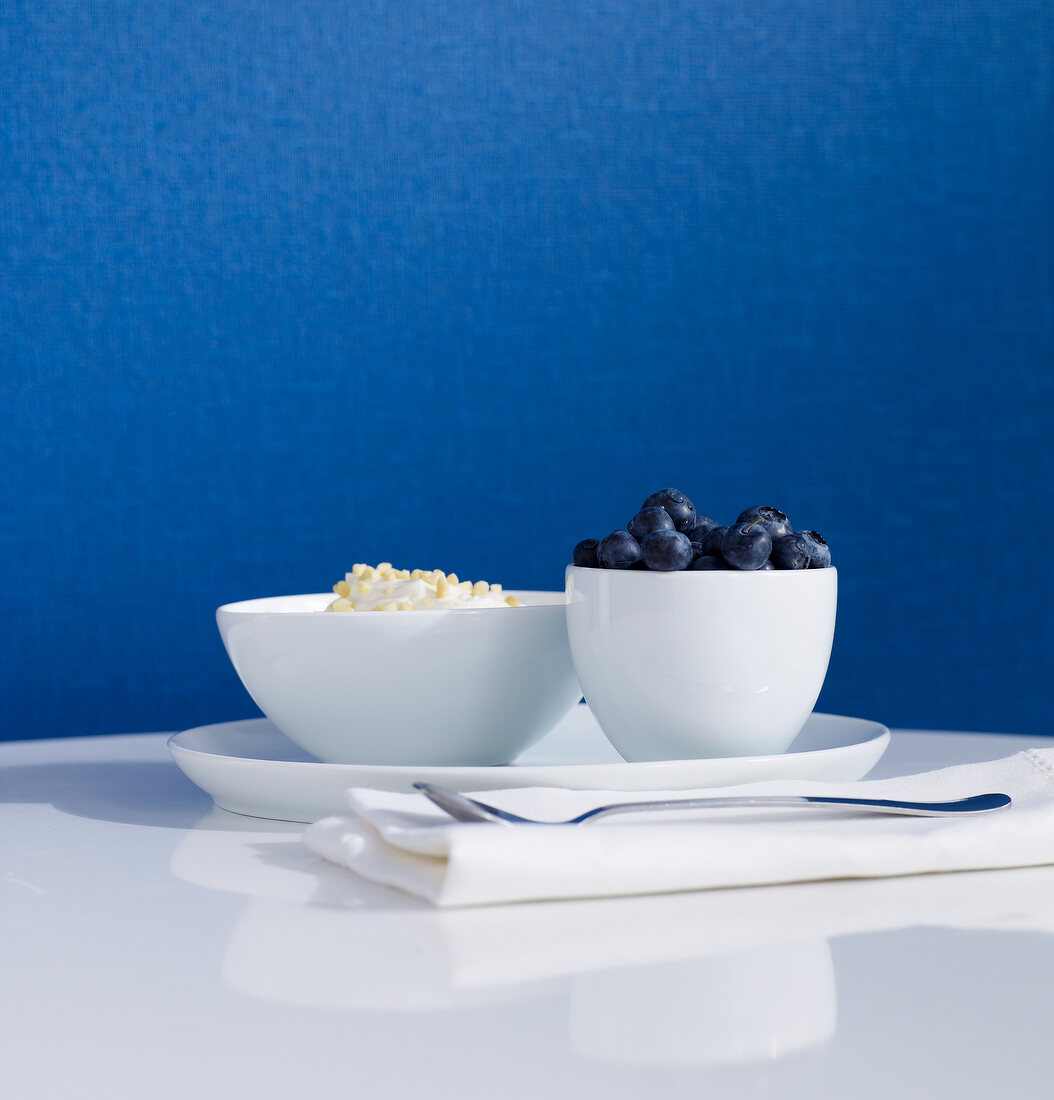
3;727;1052;1100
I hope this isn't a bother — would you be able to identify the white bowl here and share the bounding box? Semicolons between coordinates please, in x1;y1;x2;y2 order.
565;566;837;761
216;593;582;765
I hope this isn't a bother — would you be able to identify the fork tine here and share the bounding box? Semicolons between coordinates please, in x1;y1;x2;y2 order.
414;782;528;824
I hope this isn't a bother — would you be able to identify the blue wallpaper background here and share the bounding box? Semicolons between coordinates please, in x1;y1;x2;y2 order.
2;1;1052;740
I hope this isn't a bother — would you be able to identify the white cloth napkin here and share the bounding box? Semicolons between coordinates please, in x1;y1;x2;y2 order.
303;747;1054;908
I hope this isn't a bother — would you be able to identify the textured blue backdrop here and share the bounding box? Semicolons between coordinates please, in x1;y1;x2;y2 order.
2;1;1052;740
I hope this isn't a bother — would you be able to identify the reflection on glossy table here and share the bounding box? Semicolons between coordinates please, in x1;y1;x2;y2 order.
3;726;1052;1100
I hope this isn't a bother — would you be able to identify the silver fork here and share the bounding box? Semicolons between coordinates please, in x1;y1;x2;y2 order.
413;782;1012;825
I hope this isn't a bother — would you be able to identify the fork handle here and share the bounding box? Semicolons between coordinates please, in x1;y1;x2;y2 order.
576;791;1012;823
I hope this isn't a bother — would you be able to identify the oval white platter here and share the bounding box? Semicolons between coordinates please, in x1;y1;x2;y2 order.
168;706;890;823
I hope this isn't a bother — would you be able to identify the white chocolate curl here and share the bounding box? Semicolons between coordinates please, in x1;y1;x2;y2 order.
324;564;522;611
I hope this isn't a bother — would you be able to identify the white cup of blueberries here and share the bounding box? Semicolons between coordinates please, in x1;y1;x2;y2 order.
566;489;837;762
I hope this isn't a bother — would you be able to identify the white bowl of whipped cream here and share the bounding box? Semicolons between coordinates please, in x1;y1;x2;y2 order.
216;563;582;765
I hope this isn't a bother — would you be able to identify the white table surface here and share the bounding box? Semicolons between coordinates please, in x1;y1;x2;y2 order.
3;725;1053;1100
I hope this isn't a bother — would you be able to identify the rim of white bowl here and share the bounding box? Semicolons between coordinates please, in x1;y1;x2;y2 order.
216;590;568;615
566;565;837;578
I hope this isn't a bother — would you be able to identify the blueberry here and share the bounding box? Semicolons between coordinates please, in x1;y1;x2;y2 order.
572;538;600;568
702;525;729;558
641;529;694;571
627;506;675;543
683;514;720;546
642;488;696;532
799;530;832;568
771;533;811;570
735;506;793;542
688;554;727;570
721;519;773;570
597;530;643;569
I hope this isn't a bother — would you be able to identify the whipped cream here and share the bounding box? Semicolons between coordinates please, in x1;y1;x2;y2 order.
324;562;522;612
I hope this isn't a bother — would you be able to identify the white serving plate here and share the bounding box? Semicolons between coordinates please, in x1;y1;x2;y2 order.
168;706;890;823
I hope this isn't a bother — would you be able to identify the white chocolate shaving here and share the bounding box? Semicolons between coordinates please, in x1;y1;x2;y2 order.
323;564;521;612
